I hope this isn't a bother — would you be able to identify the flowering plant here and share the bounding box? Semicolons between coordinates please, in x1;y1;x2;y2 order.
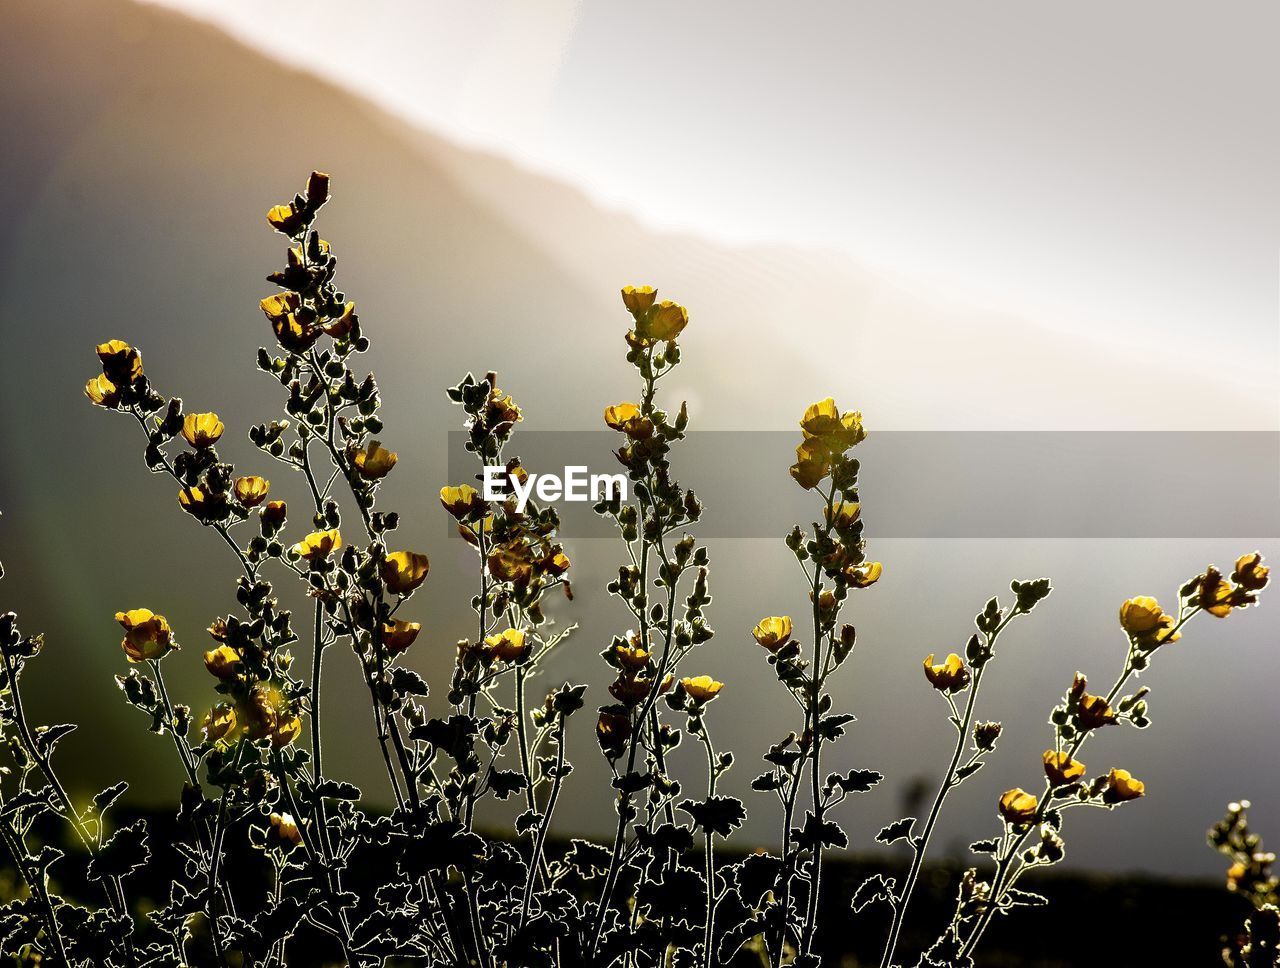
0;171;1268;966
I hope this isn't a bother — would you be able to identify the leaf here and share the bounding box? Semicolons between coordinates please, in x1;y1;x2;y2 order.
87;820;150;881
1003;888;1049;908
851;873;896;912
678;796;746;838
953;762;983;783
488;769;529;801
815;712;857;741
36;723;76;756
797;812;847;850
314;779;362;801
390;666;430;697
969;838;1000;855
827;768;883;794
875;816;916;846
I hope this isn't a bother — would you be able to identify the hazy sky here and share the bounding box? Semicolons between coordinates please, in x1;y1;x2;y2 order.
143;0;1280;373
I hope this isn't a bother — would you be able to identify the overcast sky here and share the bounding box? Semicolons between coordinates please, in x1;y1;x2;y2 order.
142;0;1280;376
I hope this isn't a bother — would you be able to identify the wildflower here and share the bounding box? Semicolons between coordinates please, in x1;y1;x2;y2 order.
1076;693;1117;730
486;389;522;430
323;301;357;339
207;618;229;642
923;653;970;693
84;374;121;408
260;292;319;352
182;412;225;449
790;444;830;490
1102;768;1146;804
597;709;633;759
800;398;866;453
381;551;431;595
440;484;480;519
203;644;241;680
488;543;533;584
268;812;303;849
484;628;528;662
382;620;421;655
178;486;216;520
1233;552;1270;591
266;203;307;236
641;300;689;342
247;684;301;748
115;608;174;662
351;440;397;480
681;675;724;703
846;561;883;588
538;549;572;576
200;703;238;743
613;641;652;671
604;402;654;439
234;475;270;507
95;340;143;385
609;675;652;706
1043;750;1086;786
752;616;793;651
293;529;341;561
998;788;1039;825
1119;596;1180;648
621;285;657;315
1195;568;1236;618
261;500;287;526
826;502;861;531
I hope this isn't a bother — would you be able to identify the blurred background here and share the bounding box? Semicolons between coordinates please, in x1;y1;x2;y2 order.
1;0;1279;944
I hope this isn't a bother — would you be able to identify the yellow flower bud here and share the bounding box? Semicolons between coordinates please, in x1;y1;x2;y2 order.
1077;693;1117;730
846;561;883;588
440;484;480;519
182;412;225;448
1233;552;1270;591
200;703;238;744
268;811;303;848
604;402;654;439
95;340;144;385
752;616;793;651
826;502;861;530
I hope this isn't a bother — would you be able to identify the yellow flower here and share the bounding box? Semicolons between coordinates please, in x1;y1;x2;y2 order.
351;440;397;480
613;642;652;671
260;290;320;352
1042;750;1086;786
178;486;212;518
1197;568;1235;618
259;291;299;322
483;628;528;662
293;529;341;561
115;608;174;662
203;644;241;681
95;340;143;385
181;412;225;448
998;788;1039;825
207;618;229;642
609;675;652;706
790;454;830;490
604;402;654;439
1077;693;1117;730
440;484;480;519
381;551;431;595
84;374;121;409
200;703;238;744
801;398;843;438
597;710;633;759
268;811;303;848
233;475;270;507
322;301;356;338
681;675;724;703
246;684;301;748
752;616;793;652
846;561;883;588
382;620;421;656
261;500;287;526
486;390;523;430
266;202;306;236
826;502;861;531
538;549;572;577
488;543;534;584
640;300;689;342
800;398;866;454
621;285;657;315
923;653;970;693
1233;552;1270;591
1102;768;1146;804
1118;596;1170;634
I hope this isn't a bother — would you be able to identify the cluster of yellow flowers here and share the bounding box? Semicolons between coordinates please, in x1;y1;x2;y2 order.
790;397;867;490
